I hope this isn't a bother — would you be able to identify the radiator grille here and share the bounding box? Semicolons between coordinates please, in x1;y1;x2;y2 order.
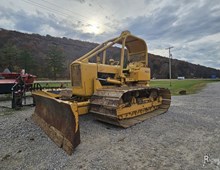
71;64;81;87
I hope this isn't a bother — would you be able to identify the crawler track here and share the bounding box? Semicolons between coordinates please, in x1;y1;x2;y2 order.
90;86;171;127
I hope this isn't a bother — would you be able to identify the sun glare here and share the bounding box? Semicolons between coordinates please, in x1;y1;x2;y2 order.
84;20;102;34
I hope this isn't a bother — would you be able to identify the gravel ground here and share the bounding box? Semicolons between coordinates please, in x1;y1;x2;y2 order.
0;82;220;170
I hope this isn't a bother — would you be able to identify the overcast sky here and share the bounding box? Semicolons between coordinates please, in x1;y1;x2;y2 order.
0;0;219;69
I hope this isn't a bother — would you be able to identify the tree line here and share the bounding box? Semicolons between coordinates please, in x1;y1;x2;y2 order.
1;29;219;79
0;42;66;79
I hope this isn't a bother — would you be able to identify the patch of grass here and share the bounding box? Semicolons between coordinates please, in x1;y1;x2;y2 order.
38;82;71;88
150;79;219;95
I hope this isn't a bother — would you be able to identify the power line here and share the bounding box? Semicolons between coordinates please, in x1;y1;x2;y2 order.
22;0;87;23
41;0;114;28
93;1;113;18
22;0;112;32
39;0;92;21
42;0;110;22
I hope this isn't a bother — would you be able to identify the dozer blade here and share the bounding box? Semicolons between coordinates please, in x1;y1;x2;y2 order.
32;91;80;155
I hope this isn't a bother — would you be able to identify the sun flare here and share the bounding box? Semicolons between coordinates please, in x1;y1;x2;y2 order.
84;20;102;34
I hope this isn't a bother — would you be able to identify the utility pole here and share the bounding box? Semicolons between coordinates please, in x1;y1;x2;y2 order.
165;46;174;87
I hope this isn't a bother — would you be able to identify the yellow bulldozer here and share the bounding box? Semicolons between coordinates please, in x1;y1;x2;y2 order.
32;31;171;155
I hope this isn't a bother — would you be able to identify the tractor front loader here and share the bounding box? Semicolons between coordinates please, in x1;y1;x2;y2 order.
32;31;171;155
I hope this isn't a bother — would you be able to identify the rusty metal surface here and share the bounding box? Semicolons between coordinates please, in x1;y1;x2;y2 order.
32;93;80;155
90;87;171;128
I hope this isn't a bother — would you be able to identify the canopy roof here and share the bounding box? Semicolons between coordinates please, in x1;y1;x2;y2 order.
116;31;147;54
